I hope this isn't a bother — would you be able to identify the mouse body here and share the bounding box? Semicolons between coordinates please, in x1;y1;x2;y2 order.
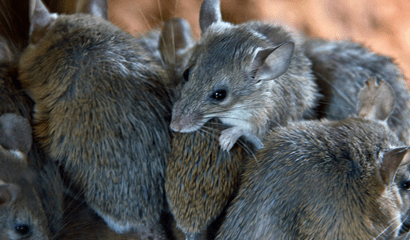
156;17;247;240
302;38;410;145
19;0;172;238
217;78;410;239
170;0;318;151
0;22;64;239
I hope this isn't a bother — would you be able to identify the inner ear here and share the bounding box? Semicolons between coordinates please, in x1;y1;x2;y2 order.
0;184;21;206
75;0;108;20
380;147;410;185
357;77;395;122
252;41;295;81
199;0;222;34
29;0;57;43
0;114;32;156
159;18;195;68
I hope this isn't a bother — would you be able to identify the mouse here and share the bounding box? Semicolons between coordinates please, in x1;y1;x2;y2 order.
0;19;64;238
169;0;319;151
302;37;410;145
216;77;410;239
0;113;56;240
156;17;247;240
19;0;173;239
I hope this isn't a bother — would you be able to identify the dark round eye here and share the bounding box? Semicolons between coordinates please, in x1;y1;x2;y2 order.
210;89;227;101
183;68;190;82
401;180;410;190
14;224;31;236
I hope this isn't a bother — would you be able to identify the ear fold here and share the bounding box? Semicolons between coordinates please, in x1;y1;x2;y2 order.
75;0;108;20
357;78;396;122
0;183;20;206
199;0;222;34
29;0;57;43
380;147;410;185
159;18;195;68
0;114;32;157
251;41;295;81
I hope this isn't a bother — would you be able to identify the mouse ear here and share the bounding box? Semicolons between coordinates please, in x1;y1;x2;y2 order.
379;147;410;185
75;0;108;20
159;18;196;69
357;78;395;122
251;41;295;81
0;114;32;157
199;0;222;34
29;0;57;44
0;36;16;63
0;183;21;206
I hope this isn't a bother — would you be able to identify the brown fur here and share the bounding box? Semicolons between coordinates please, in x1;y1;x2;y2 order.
19;1;172;238
217;79;409;239
166;119;245;239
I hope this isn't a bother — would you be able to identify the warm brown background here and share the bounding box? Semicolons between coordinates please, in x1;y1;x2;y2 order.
105;0;410;84
4;0;410;81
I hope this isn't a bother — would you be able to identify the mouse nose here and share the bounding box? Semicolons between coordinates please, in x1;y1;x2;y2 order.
170;118;182;132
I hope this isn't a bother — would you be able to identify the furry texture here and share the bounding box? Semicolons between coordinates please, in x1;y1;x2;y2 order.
19;12;172;236
303;38;410;144
166;119;245;236
0;47;63;238
217;117;407;239
171;19;318;150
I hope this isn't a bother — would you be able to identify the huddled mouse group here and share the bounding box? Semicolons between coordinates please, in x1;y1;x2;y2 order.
1;0;410;239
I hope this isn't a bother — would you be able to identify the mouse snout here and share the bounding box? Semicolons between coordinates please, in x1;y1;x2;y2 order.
170;111;203;133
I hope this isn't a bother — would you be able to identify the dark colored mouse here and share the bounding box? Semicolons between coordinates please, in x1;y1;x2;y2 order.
216;78;410;239
19;0;172;238
158;17;247;240
0;113;57;240
169;0;319;151
0;21;64;238
302;38;410;145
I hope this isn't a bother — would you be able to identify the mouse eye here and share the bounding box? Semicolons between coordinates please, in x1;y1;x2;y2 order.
183;68;190;82
401;180;410;190
210;89;227;101
14;224;31;236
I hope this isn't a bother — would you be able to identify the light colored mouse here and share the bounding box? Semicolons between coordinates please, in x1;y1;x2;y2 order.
19;0;173;239
216;77;410;239
169;0;319;151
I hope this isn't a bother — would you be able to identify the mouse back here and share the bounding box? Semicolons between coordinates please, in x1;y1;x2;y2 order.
0;113;52;240
20;0;172;237
217;78;409;239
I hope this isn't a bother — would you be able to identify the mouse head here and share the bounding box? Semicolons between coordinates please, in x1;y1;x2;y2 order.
170;0;295;133
0;113;51;240
301;78;410;238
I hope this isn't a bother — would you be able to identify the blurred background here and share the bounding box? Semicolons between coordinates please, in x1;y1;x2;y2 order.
2;0;410;82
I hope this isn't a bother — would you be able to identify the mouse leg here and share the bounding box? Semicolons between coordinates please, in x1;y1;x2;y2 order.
219;126;263;151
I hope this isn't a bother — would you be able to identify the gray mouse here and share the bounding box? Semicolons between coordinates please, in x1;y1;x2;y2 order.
19;0;172;239
302;38;410;145
216;78;410;239
158;17;247;240
169;0;319;151
0;113;56;240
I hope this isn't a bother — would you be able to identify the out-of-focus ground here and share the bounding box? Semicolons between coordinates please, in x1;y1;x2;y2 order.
106;0;410;84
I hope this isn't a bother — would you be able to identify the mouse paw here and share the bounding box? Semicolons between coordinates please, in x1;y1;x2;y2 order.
219;128;243;151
